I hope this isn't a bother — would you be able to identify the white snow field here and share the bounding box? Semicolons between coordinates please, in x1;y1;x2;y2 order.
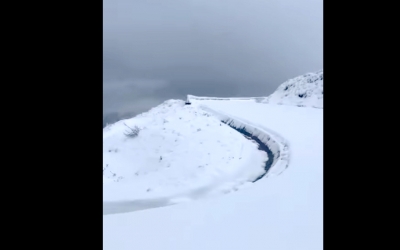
103;72;323;250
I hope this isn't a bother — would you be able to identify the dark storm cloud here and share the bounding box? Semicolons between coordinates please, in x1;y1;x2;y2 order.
103;0;323;124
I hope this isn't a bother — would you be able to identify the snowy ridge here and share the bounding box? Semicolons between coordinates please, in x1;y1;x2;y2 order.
262;70;323;108
197;104;290;177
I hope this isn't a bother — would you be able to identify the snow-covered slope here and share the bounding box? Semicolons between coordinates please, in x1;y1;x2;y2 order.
262;70;323;108
104;98;323;250
103;99;269;204
103;71;324;249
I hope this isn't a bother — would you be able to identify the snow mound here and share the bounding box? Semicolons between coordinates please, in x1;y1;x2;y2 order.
262;70;323;108
103;99;267;201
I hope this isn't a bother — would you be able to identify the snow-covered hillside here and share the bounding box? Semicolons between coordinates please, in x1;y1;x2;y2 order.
103;99;268;204
104;98;323;250
103;71;323;249
262;70;323;108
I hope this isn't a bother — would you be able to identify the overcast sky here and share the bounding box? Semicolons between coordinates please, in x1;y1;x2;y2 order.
103;0;323;123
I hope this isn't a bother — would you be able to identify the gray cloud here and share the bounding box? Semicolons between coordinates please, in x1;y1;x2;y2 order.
103;0;323;125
